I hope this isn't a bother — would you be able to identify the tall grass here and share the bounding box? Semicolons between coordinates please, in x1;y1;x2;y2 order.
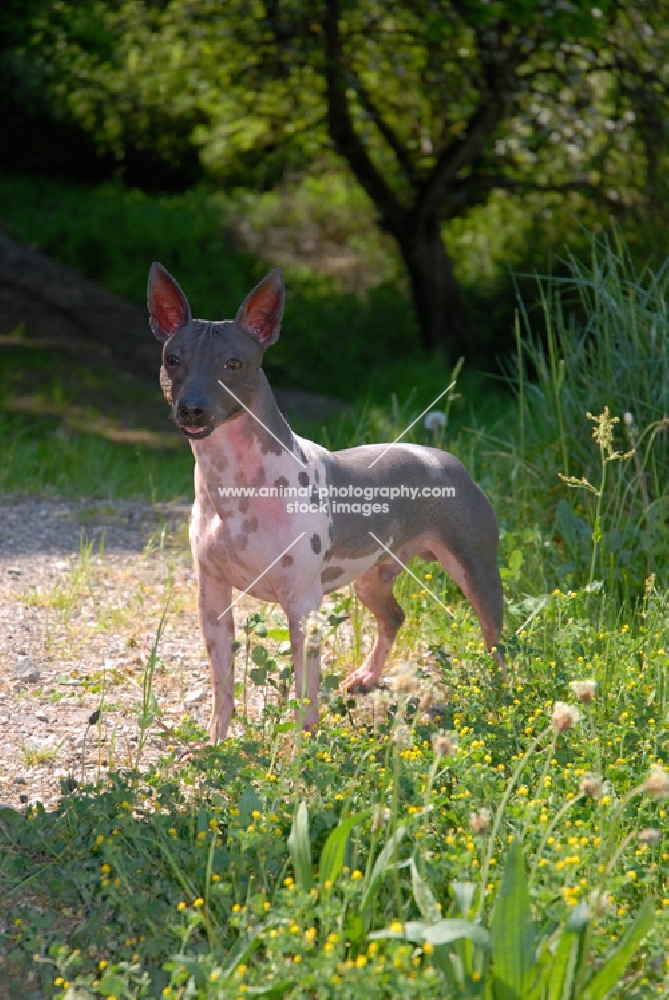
512;230;668;595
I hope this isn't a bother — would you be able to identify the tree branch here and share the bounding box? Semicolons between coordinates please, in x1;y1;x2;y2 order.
323;0;406;236
448;172;604;214
345;71;421;188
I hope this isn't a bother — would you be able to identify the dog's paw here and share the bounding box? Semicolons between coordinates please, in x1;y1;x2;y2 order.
344;668;385;694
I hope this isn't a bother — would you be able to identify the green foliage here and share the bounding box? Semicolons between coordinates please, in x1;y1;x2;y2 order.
2;587;668;996
5;0;669;354
513;229;669;593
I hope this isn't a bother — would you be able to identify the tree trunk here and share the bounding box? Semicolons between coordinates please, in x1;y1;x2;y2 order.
397;213;465;360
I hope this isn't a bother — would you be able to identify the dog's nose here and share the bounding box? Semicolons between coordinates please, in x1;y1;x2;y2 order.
179;398;207;423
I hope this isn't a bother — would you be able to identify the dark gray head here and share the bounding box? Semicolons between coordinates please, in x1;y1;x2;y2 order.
147;264;285;440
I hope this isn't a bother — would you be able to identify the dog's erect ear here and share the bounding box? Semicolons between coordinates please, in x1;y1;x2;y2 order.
147;262;191;342
235;269;285;348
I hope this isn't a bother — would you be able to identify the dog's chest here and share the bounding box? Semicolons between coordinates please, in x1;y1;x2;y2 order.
191;437;332;596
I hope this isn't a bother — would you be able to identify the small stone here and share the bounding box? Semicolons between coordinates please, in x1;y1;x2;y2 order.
12;776;26;785
184;689;206;706
14;656;41;683
36;712;50;723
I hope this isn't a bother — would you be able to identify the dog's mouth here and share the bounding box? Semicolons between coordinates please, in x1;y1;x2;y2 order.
179;424;214;440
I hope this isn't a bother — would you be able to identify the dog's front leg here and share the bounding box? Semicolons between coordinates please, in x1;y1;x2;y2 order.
286;589;323;731
196;565;235;742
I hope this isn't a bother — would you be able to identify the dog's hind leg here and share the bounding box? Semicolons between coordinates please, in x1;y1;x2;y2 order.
345;560;405;692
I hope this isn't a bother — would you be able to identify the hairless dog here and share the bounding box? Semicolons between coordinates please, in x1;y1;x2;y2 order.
148;264;504;740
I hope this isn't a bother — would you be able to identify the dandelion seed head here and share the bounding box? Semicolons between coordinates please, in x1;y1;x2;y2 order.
579;773;602;798
469;807;491;835
644;766;669;798
569;679;597;704
432;732;457;759
551;702;582;732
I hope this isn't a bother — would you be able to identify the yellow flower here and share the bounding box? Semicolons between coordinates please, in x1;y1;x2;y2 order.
193;898;204;908
390;920;404;935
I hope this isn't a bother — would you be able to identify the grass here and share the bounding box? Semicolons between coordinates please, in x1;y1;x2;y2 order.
0;229;668;996
1;591;668;998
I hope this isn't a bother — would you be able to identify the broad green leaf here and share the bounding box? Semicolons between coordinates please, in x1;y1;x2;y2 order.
527;926;581;1000
266;627;290;642
238;787;263;827
246;982;293;997
491;839;535;1000
548;930;581;1000
0;806;24;843
252;645;268;665
360;825;406;921
410;858;442;924
249;666;268;686
345;911;364;944
369;918;489;949
452;880;476;918
425;919;491;949
319;809;370;891
287;800;313;892
368;920;427;942
584;898;654;1000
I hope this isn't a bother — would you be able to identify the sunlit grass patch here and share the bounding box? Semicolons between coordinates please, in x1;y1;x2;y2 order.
1;587;667;998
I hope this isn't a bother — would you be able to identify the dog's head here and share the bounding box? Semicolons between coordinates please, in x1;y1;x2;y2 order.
147;264;285;440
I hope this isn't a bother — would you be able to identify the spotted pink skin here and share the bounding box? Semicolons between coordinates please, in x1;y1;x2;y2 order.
148;264;504;741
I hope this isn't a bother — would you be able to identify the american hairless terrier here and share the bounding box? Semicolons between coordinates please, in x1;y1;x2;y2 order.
148;264;503;740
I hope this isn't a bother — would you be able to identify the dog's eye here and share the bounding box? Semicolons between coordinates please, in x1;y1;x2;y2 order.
165;354;180;368
223;358;243;371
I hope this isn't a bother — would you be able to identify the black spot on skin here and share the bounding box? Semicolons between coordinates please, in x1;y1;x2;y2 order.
321;566;344;583
238;497;250;514
299;472;309;487
236;534;249;550
379;561;400;582
275;476;289;489
281;554;294;567
241;517;259;534
311;533;322;554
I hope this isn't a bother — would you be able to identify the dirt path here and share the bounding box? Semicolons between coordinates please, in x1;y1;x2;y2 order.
0;496;351;812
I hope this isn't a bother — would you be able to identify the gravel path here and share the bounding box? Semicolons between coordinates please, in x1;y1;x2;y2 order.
0;496;337;811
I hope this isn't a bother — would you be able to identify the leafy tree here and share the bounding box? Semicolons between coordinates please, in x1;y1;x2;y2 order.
5;1;669;357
